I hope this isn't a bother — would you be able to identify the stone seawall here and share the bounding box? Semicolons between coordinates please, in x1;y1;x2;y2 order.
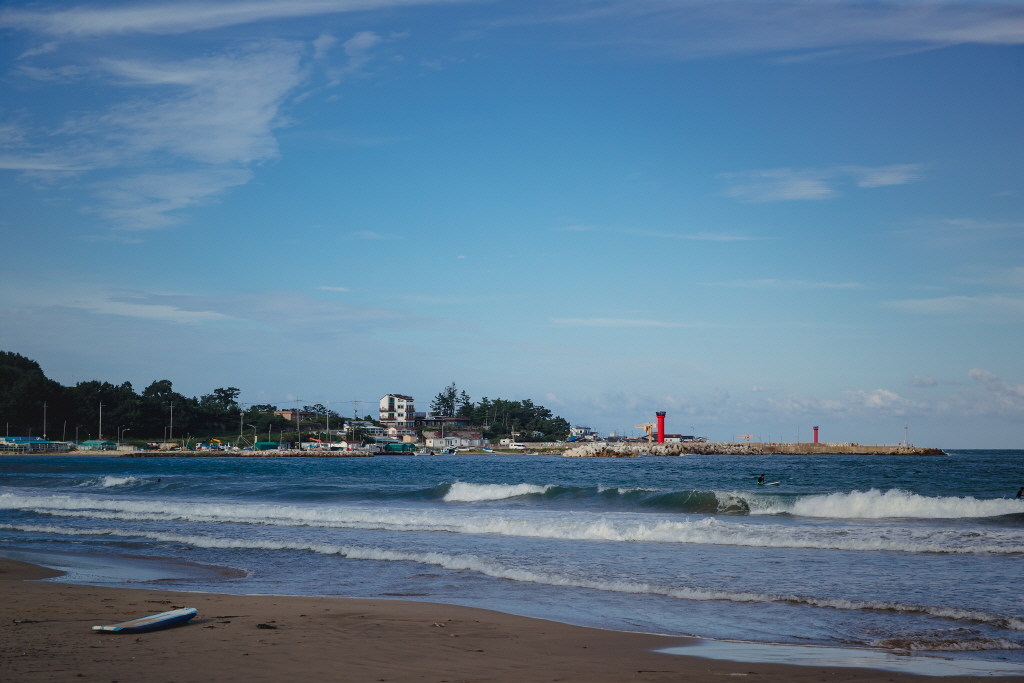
564;442;946;457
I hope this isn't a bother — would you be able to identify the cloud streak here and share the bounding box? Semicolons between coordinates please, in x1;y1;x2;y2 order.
886;294;1024;316
551;317;729;328
0;0;466;37
492;1;1024;60
721;164;923;202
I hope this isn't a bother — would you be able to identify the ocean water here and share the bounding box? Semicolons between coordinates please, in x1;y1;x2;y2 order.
2;451;1023;668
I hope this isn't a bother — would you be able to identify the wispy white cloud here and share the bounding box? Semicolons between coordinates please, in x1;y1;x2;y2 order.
551;317;729;328
0;0;466;37
721;164;923;202
0;155;92;171
0;280;433;331
89;168;254;231
968;368;1024;415
312;32;338;60
6;40;307;231
639;230;763;242
909;374;938;388
318;286;351;292
709;279;863;289
557;225;763;241
94;41;304;165
959;266;1024;289
17;41;61;59
552;317;683;328
899;217;1024;245
490;2;1024;60
327;30;385;85
886;294;1024;316
0;281;231;325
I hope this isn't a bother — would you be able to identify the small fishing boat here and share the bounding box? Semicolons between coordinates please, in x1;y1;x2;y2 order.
92;607;198;633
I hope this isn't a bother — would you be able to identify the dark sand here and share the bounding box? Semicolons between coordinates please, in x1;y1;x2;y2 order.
1;558;1015;683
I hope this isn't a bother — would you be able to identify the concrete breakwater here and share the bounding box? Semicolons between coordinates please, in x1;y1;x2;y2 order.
564;442;946;458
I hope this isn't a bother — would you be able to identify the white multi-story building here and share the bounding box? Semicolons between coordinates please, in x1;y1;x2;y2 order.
379;394;416;428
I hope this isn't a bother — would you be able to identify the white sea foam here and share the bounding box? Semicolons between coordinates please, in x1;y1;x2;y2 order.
101;476;141;488
3;492;1023;554
3;521;1023;632
76;476;142;488
443;482;553;502
872;637;1024;652
742;489;1024;519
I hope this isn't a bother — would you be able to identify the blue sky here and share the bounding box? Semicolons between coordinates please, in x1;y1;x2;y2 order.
1;0;1022;447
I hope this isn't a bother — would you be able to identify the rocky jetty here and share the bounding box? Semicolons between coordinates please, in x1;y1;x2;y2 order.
563;442;946;457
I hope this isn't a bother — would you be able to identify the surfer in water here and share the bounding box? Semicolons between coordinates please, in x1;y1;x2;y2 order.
1017;486;1023;499
758;474;765;485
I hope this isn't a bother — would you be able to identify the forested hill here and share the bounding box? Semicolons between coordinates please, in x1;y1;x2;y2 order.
0;351;289;440
0;353;571;442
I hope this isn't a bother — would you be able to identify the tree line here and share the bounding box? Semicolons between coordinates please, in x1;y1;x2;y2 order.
430;382;569;440
0;351;297;441
0;353;570;443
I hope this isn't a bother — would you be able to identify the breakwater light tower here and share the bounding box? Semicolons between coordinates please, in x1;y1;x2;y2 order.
656;412;666;443
813;426;819;444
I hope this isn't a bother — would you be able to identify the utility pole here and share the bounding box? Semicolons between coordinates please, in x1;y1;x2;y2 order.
904;422;909;445
296;400;301;449
98;402;103;440
43;401;47;440
169;402;174;442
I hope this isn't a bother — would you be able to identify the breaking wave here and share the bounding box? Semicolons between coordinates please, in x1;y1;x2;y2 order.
3;492;1023;554
77;476;142;488
3;522;1023;633
749;489;1024;519
443;482;554;502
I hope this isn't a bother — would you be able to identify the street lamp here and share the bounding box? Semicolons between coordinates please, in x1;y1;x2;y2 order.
75;425;82;443
248;424;256;449
121;428;130;447
117;425;124;445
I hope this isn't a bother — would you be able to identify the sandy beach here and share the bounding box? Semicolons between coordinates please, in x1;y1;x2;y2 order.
3;557;1009;683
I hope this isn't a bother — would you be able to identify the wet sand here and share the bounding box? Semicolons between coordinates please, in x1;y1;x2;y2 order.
1;557;1012;683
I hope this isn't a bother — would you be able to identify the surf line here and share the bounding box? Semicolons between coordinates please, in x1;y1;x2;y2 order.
5;522;1024;633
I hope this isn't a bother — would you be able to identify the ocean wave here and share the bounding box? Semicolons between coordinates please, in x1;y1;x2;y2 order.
3;521;1023;633
872;637;1024;652
76;476;142;488
748;489;1024;519
4;492;1024;554
443;482;554;502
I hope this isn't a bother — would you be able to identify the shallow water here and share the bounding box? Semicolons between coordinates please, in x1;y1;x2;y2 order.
1;450;1022;668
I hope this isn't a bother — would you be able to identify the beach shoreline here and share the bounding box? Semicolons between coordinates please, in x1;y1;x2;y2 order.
2;557;1013;683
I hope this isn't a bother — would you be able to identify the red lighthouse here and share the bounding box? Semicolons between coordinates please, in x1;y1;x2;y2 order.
813;426;819;444
656;412;666;443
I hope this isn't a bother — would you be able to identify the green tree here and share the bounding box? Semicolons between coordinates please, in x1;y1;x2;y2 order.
431;383;459;417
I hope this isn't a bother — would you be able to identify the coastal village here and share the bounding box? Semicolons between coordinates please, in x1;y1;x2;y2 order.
1;392;944;457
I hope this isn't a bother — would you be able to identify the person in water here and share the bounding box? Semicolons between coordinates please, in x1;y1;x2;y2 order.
1017;486;1023;499
758;474;765;485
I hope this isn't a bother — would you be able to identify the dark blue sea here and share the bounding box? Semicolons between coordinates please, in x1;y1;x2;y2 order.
2;450;1023;669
